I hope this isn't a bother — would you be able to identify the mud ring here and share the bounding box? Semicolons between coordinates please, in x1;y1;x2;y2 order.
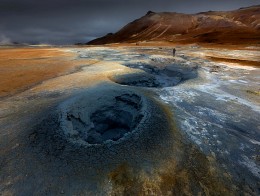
60;91;145;145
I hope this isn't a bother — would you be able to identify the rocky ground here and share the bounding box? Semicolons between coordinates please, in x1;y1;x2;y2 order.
0;45;259;195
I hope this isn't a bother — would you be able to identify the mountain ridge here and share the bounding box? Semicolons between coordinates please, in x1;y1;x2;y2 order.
88;5;260;45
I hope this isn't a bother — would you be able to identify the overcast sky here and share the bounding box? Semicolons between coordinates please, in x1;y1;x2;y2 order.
0;0;259;44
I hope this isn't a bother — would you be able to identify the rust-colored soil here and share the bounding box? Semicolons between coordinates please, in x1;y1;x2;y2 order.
206;56;260;67
0;48;91;98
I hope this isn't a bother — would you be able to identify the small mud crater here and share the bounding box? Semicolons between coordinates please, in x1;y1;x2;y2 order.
110;72;160;87
56;86;149;147
111;63;197;88
30;84;172;167
65;94;143;144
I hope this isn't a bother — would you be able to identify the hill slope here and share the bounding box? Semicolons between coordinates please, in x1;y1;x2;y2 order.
88;5;260;45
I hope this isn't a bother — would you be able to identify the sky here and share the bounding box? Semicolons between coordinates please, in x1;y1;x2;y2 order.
0;0;259;44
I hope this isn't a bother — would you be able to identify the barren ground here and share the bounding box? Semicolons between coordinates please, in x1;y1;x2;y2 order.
0;44;259;195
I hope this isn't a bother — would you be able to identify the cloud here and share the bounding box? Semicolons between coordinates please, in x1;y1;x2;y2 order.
0;0;258;44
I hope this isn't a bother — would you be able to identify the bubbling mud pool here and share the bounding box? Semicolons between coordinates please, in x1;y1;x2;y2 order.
110;63;198;88
30;84;173;165
60;92;144;145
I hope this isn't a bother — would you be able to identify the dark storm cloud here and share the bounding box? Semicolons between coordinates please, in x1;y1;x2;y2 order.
0;0;259;44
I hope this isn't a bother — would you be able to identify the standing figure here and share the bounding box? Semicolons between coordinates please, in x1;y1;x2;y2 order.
173;48;176;56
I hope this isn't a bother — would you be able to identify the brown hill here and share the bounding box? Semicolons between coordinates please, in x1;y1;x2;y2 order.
88;5;260;45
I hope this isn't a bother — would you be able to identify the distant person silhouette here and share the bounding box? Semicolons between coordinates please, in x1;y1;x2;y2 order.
173;48;176;56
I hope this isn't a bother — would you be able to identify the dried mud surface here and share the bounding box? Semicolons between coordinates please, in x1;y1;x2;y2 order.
0;47;98;98
0;45;259;195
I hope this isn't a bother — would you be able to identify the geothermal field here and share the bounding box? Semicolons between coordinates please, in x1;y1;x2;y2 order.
0;3;260;195
0;44;259;195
